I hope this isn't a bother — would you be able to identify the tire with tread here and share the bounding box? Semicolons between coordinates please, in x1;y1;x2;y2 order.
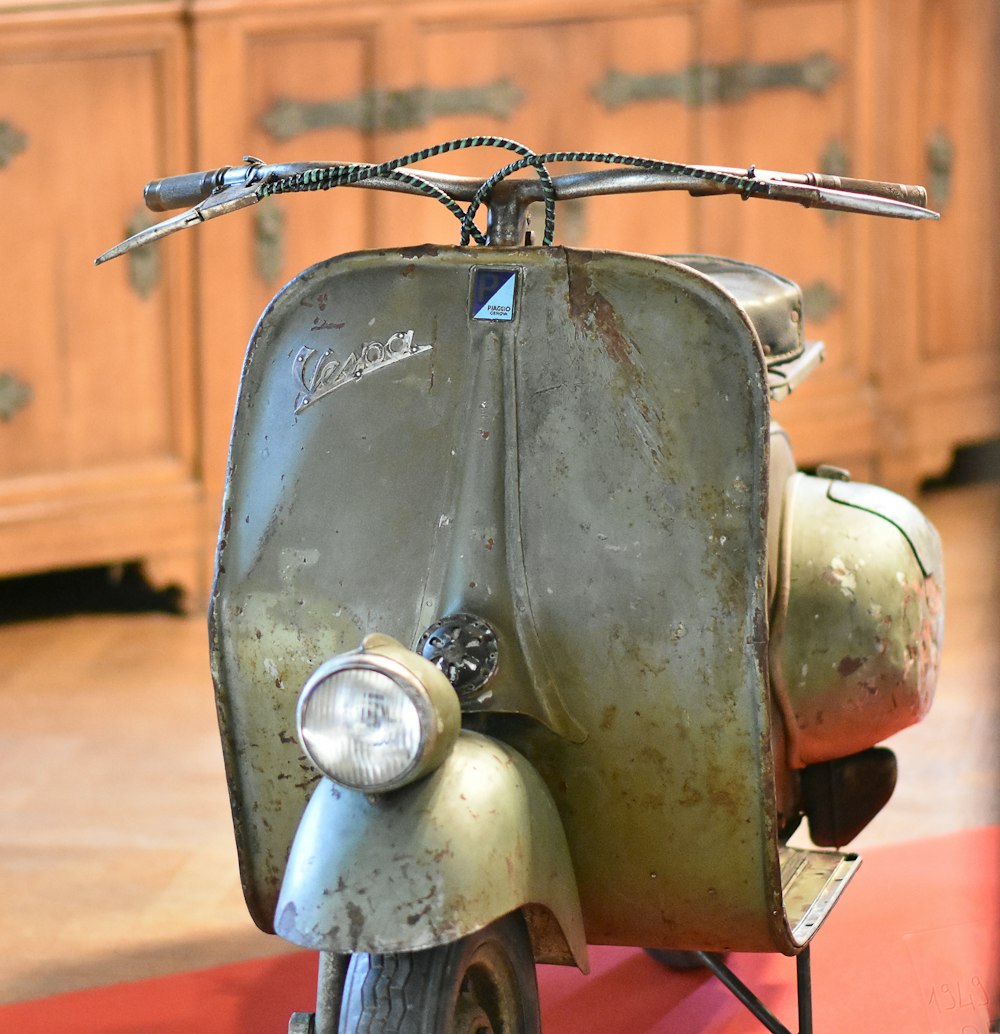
338;912;540;1034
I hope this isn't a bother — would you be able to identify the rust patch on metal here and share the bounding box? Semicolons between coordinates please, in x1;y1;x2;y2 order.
594;293;634;364
566;251;635;365
837;656;866;677
399;244;441;259
346;901;365;942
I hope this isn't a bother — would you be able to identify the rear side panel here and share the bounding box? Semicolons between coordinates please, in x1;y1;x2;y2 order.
211;245;794;951
770;472;944;766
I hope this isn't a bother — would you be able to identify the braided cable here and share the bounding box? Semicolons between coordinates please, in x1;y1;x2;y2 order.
256;139;767;247
462;150;768;245
259;135;557;245
263;163;489;245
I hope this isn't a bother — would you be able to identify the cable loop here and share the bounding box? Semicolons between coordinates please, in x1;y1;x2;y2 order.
256;138;767;246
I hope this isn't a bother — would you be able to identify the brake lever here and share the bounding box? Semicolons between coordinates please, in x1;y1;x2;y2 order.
95;178;263;265
685;165;938;220
759;179;938;220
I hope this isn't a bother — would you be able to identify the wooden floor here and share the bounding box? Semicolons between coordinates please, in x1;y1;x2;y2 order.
0;483;997;1005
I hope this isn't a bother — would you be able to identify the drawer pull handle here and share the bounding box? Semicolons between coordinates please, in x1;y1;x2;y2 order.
594;52;840;108
260;80;523;140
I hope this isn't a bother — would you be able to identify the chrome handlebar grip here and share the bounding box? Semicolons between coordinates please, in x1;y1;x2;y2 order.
144;167;235;212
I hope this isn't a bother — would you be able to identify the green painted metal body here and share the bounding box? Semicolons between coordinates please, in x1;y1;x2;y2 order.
209;243;940;964
770;473;944;767
274;732;588;969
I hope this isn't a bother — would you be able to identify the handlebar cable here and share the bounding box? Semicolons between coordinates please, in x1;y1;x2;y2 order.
265;164;491;245
461;150;767;244
258;135;557;246
259;140;767;247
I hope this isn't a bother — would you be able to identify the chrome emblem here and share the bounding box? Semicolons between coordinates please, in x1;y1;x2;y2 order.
293;330;431;413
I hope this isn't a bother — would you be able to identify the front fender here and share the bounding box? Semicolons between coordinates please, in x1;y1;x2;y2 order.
274;731;588;970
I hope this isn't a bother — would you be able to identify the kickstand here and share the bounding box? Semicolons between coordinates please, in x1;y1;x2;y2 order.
695;946;813;1034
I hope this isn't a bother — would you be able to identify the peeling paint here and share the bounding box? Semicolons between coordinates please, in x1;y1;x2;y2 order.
822;556;857;598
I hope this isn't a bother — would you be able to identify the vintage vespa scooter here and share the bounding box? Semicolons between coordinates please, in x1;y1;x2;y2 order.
98;138;944;1034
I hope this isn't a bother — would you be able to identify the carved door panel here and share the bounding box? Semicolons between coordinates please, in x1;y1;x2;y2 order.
191;1;712;499
0;12;200;581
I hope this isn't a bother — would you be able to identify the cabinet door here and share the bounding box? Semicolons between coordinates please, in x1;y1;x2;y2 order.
700;0;883;477
190;0;728;501
388;0;893;477
367;2;706;254
0;11;201;581
193;6;376;501
878;0;1000;488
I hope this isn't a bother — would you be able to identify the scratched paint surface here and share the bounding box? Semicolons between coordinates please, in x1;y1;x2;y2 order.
211;246;799;952
769;472;944;767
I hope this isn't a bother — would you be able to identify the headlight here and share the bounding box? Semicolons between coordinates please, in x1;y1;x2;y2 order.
297;634;460;792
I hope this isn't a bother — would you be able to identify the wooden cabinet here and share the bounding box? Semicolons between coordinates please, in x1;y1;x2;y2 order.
189;1;715;499
0;2;204;593
190;0;999;503
2;0;996;592
876;0;1000;489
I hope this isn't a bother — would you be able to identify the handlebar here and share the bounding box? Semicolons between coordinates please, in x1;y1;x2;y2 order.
687;167;927;209
143;159;930;214
97;138;938;266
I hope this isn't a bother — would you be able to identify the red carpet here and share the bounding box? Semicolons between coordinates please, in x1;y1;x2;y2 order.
4;827;998;1033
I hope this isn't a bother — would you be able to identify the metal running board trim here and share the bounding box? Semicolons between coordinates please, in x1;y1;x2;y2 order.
779;846;862;946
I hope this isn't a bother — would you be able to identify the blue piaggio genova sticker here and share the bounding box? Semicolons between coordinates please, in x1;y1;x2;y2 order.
471;268;518;321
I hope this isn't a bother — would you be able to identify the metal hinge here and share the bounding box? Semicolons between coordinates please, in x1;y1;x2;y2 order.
594;52;840;108
0;120;27;168
0;371;32;421
124;207;162;299
926;128;954;211
260;80;523;140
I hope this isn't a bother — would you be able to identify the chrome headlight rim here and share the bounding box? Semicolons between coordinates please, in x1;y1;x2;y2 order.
296;642;458;794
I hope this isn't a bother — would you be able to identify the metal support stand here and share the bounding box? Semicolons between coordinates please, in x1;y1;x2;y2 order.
315;952;348;1034
695;947;813;1034
288;952;348;1034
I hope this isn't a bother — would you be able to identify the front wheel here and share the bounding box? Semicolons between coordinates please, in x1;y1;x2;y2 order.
338;912;540;1034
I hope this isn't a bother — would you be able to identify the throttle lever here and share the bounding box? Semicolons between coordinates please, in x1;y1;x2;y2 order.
144;166;234;212
143;158;268;212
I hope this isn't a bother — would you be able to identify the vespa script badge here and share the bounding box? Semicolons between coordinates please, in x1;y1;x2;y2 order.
293;330;431;413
